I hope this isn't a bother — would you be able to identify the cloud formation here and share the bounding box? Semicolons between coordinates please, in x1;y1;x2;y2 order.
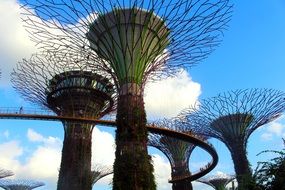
0;127;183;190
261;116;285;141
0;0;37;86
152;154;171;190
144;69;201;120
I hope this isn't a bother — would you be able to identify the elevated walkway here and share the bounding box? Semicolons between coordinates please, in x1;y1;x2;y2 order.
0;107;218;182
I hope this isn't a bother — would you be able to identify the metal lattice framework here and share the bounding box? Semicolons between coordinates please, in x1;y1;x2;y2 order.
20;1;232;189
11;50;116;117
91;165;113;186
197;174;235;190
148;118;208;190
179;89;285;148
179;88;285;188
21;0;233;90
0;169;14;179
0;179;45;190
11;50;117;190
149;119;207;175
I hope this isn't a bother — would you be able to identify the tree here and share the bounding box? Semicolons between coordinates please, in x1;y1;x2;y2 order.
148;119;208;190
254;139;285;190
11;51;116;190
21;0;233;189
179;89;285;189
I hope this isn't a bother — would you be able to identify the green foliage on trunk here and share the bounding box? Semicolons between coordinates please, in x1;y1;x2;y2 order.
113;94;156;190
228;141;259;190
57;123;93;190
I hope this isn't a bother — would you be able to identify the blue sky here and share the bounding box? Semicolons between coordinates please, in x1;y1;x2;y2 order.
1;0;285;189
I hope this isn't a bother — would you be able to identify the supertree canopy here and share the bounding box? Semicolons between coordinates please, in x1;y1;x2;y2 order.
91;165;113;186
11;50;116;190
0;179;44;190
179;89;285;189
197;174;235;190
21;0;233;86
148;119;208;190
21;0;233;189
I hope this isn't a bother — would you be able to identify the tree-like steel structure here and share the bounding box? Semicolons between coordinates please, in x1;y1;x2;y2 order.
11;50;116;190
148;119;207;190
0;169;13;179
0;179;44;190
179;89;285;189
197;174;235;190
21;0;233;189
91;165;113;186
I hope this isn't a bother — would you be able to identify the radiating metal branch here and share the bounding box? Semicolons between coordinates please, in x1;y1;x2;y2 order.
148;118;211;187
179;89;285;145
11;50;117;116
197;174;235;190
178;88;285;188
149;118;207;170
0;179;45;190
0;169;14;179
91;165;113;185
21;0;233;88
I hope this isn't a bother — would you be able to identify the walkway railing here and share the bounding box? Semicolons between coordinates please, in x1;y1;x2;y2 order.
0;107;218;183
0;107;55;116
0;107;115;126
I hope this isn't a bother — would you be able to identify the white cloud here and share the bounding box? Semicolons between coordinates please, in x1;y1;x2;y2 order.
91;127;115;186
0;141;23;167
0;126;208;190
27;128;62;148
267;121;284;136
261;116;285;141
19;145;61;184
27;129;45;142
92;127;115;166
144;69;201;119
152;154;171;190
0;0;37;86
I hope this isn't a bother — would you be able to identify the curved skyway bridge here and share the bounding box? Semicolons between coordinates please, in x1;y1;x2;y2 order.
0;106;218;182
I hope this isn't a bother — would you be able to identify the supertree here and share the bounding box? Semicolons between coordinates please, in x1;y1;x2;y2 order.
0;179;44;190
91;165;113;186
0;169;13;179
11;50;116;190
148;118;208;190
179;89;285;189
197;174;235;190
21;0;233;189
